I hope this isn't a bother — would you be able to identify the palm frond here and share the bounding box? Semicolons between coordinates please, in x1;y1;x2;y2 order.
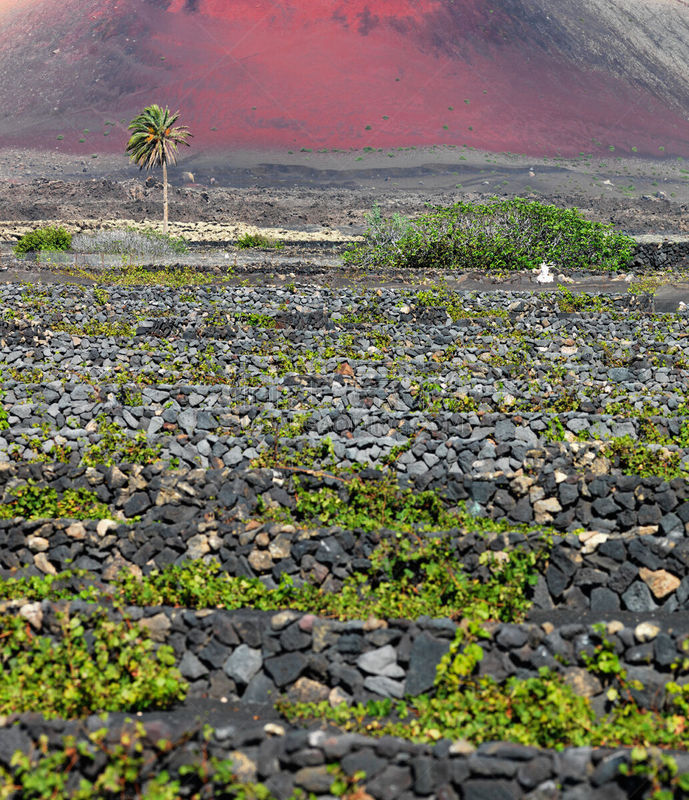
125;104;192;171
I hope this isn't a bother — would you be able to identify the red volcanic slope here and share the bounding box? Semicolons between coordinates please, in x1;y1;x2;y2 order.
0;0;688;157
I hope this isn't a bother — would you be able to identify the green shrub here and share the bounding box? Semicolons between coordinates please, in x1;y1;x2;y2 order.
235;232;284;249
14;226;72;254
344;198;635;272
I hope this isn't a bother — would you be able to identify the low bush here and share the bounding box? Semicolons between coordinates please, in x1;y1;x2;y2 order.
344;198;635;271
235;232;284;249
14;226;72;254
70;227;188;257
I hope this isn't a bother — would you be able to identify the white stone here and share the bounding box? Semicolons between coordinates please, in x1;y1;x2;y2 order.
635;622;661;643
97;518;118;537
27;536;49;553
19;602;43;630
264;723;285;736
65;522;86;540
449;739;476;756
581;532;609;555
34;553;57;575
357;645;404;678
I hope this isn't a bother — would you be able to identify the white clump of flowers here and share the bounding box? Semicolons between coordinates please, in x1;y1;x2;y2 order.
534;261;555;284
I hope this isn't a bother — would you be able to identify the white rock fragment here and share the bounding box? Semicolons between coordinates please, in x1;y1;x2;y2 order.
19;602;43;630
635;622;661;643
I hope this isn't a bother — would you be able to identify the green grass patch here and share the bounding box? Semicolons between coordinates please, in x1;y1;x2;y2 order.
59;264;229;288
112;537;540;622
234;311;277;328
406;283;510;322
601;436;689;480
82;416;162;467
1;721;343;799
279;669;689;752
555;286;616;313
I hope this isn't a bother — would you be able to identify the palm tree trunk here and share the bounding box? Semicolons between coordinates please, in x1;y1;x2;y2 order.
162;161;169;234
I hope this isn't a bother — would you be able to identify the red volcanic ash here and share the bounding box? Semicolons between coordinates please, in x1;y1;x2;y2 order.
0;0;688;157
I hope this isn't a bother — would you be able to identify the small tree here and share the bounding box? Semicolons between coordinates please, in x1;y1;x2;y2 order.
125;105;192;233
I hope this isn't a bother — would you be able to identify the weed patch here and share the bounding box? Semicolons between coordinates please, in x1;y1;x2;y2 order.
83;416;162;467
0;483;110;520
0;609;185;717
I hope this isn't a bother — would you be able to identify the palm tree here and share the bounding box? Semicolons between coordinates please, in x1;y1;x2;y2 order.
125;105;192;234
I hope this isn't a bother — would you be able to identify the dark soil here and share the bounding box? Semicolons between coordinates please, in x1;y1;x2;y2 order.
1;146;689;235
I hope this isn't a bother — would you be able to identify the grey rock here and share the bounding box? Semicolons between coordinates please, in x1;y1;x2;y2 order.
590;587;620;613
497;625;528;649
178;408;198;435
363;676;405;698
654;633;678;666
463;780;520;800
405;632;451;695
591;751;628;787
342;748;387;781
622;581;657;612
263;652;307;687
294;766;332;794
608;367;630;382
0;727;32;767
357;645;404;678
179;651;209;680
366;765;412;800
123;492;151;517
242;672;277;704
223;644;262;686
